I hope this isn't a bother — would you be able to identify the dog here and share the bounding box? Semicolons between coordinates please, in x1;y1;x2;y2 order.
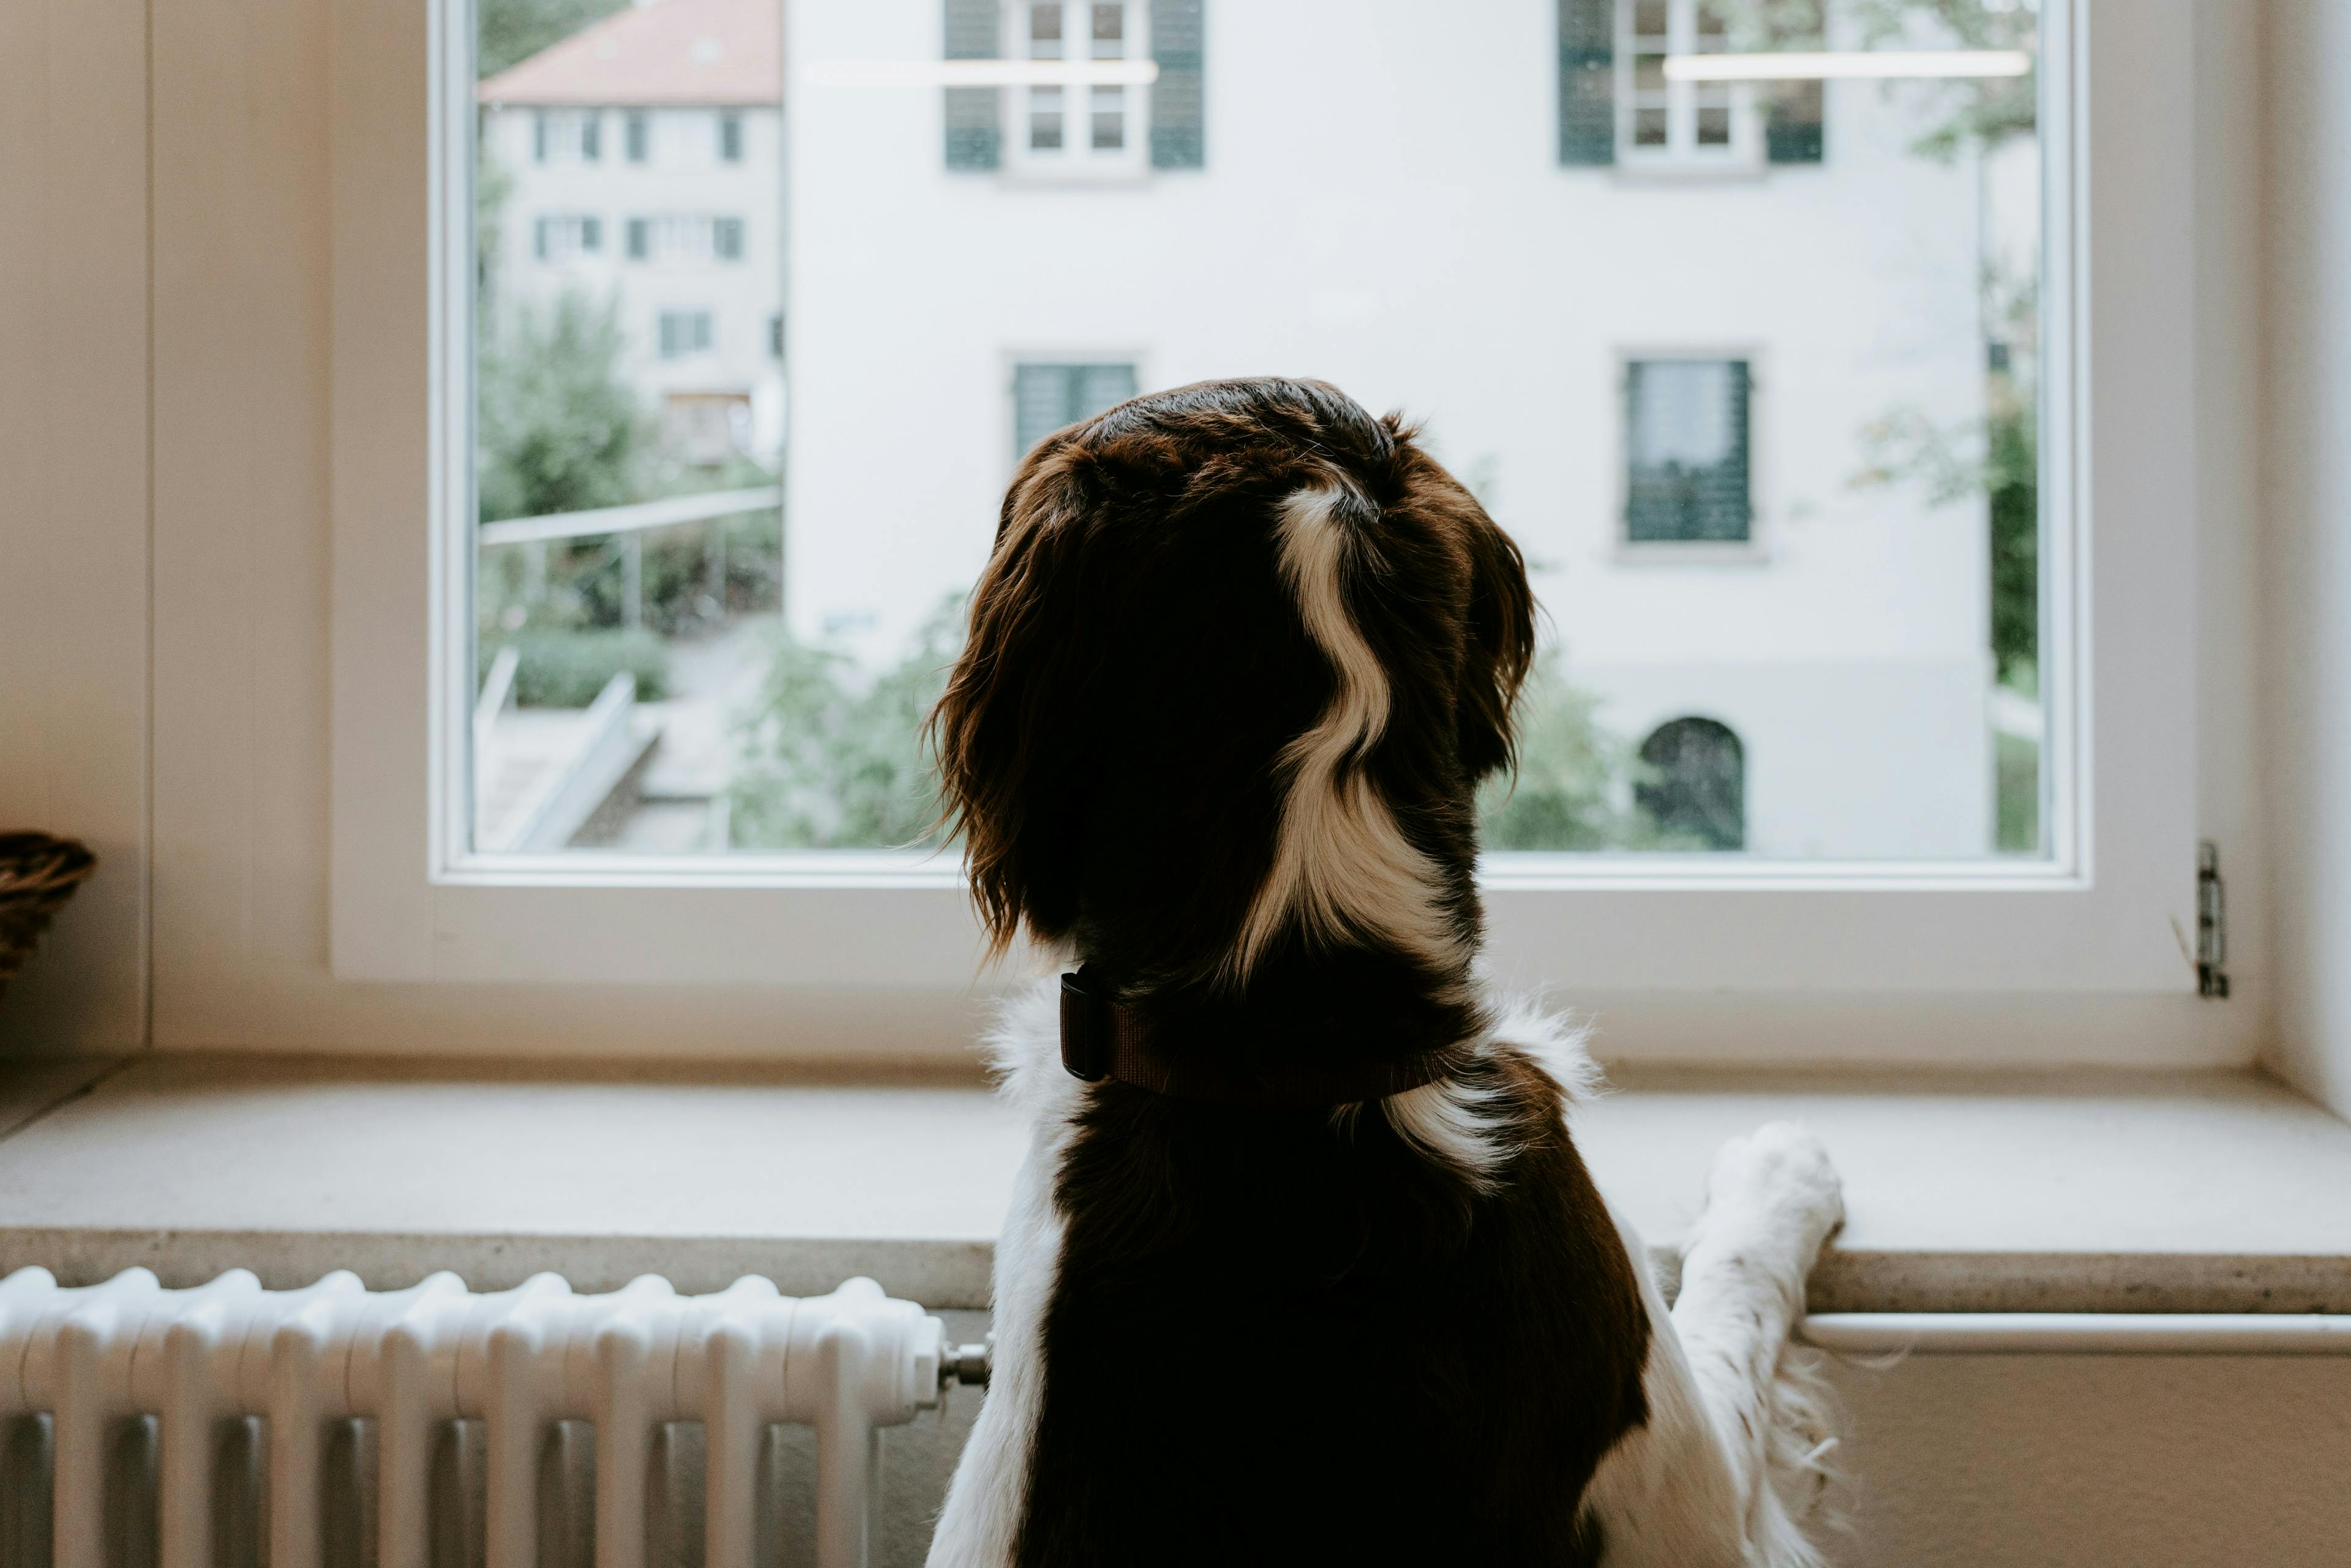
925;377;1846;1567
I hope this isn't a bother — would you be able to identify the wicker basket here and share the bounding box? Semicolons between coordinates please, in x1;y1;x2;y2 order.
0;833;97;1001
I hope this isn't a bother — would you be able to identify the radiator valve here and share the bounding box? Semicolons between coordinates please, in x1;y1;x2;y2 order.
941;1335;992;1389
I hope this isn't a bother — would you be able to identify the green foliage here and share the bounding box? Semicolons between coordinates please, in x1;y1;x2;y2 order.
478;294;649;525
1848;0;2040;160
482;626;670;708
1854;373;2038;685
727;603;963;851
1477;655;1676;852
478;0;628;78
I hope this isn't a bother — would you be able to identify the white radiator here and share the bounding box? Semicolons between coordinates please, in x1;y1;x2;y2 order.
0;1266;979;1568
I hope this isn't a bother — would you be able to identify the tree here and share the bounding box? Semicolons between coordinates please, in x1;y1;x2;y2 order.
728;601;964;851
478;0;628;78
477;294;648;525
1848;0;2040;160
1477;655;1680;852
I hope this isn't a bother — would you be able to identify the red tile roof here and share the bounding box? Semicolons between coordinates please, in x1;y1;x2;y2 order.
478;0;780;108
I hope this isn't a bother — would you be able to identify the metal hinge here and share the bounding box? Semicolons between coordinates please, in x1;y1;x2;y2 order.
2197;840;2230;999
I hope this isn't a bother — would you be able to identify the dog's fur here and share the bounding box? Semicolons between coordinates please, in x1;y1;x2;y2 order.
926;378;1845;1567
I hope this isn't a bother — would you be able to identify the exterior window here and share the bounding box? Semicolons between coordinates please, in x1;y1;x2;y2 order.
625;111;650;163
1616;0;1756;166
1012;362;1139;457
579;111;602;161
622;216;743;264
531;214;602;262
719;111;744;162
1638;718;1745;850
1010;1;1146;176
658;310;714;358
1624;358;1750;544
532;109;549;163
770;315;784;358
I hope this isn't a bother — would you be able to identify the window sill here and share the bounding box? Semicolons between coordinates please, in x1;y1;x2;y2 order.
0;1057;2342;1313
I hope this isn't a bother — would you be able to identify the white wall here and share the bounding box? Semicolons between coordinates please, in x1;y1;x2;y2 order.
0;0;151;1053
2263;1;2351;1119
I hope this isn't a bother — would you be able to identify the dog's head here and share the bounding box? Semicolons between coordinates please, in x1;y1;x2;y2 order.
932;377;1535;986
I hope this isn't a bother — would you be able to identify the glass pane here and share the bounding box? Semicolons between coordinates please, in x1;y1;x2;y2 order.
469;0;2050;862
1030;86;1064;150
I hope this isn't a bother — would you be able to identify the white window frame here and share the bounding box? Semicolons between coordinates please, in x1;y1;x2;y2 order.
330;0;2204;1054
1004;0;1149;181
1616;0;1763;171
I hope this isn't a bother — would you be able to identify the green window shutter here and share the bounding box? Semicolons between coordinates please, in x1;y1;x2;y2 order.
1151;0;1205;170
1558;0;1613;166
1013;362;1140;457
943;0;1002;170
1764;2;1825;163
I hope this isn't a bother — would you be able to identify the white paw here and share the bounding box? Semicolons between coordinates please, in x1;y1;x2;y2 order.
1703;1120;1845;1261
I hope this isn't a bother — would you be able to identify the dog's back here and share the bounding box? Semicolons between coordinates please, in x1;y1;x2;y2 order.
1019;1045;1647;1566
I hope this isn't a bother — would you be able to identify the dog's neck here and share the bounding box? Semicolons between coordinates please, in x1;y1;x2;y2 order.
1065;930;1484;1070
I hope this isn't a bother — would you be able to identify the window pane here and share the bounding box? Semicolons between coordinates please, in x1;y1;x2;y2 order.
470;0;2050;863
1030;86;1065;150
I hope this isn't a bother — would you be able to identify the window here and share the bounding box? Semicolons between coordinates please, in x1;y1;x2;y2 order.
1559;0;1824;168
719;111;743;162
658;310;715;358
1623;358;1750;544
942;0;1203;173
623;216;745;264
531;214;602;262
332;0;2211;1022
625;110;650;163
1637;718;1744;850
580;110;602;162
1619;0;1750;163
1013;362;1139;458
1012;1;1146;175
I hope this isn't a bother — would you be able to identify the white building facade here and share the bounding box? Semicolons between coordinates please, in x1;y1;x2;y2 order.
785;0;2019;859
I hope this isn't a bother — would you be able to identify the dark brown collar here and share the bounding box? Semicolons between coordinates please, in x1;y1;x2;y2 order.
1059;967;1460;1106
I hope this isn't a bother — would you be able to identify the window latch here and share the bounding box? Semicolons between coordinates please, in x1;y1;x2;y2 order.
2197;840;2230;1000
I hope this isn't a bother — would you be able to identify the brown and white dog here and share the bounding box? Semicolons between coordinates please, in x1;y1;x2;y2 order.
926;377;1845;1567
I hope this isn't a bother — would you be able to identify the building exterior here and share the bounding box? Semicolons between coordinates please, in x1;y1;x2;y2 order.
479;0;785;470
785;0;2023;858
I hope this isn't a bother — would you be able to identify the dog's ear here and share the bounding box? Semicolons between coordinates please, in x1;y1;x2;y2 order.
930;445;1097;955
1455;506;1537;784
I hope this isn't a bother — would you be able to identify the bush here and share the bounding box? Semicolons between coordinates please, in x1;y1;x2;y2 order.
1477;655;1672;851
727;603;961;851
482;627;670;708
